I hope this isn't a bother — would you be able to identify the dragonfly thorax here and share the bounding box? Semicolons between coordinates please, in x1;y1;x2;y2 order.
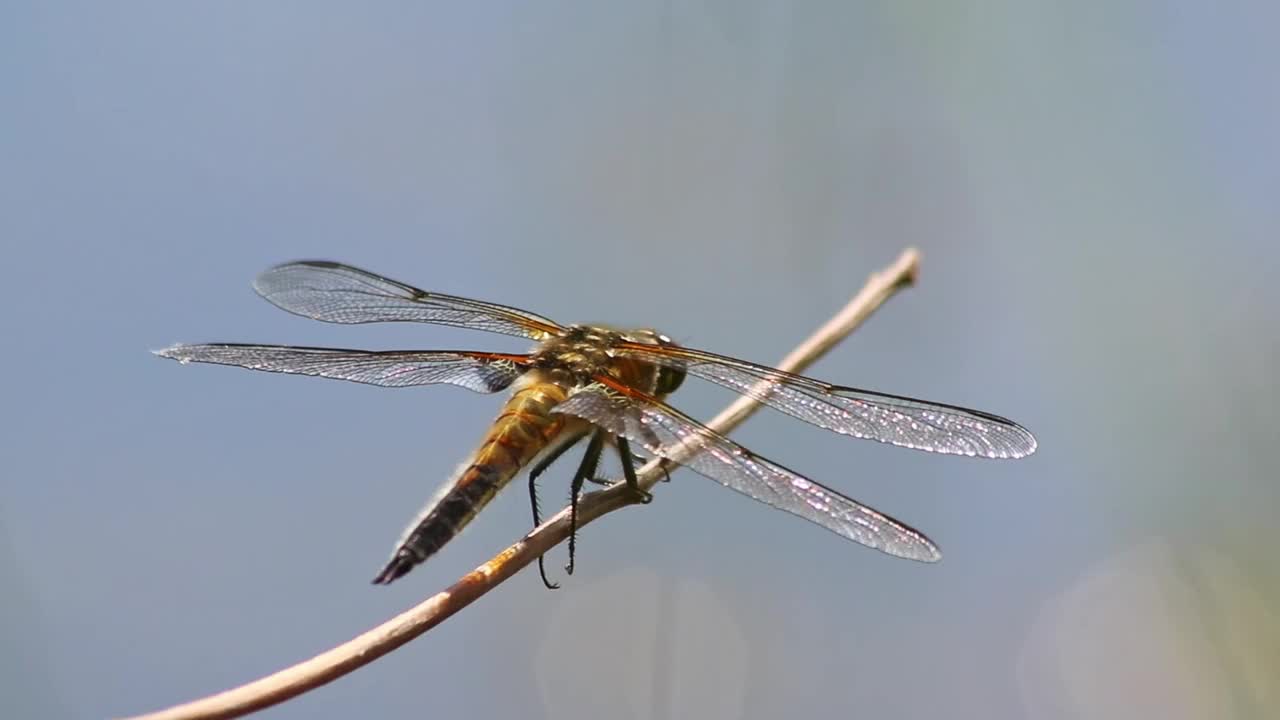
532;324;684;398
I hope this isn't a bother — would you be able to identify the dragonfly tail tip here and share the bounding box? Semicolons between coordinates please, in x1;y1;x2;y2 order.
371;553;417;585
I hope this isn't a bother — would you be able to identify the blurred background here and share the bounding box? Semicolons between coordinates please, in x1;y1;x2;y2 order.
3;2;1277;718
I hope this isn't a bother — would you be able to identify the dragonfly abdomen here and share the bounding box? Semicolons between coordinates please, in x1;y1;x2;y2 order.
373;379;571;584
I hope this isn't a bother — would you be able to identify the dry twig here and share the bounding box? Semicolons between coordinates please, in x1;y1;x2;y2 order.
123;248;922;720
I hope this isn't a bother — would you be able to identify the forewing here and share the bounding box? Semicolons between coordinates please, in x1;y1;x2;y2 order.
154;344;526;392
554;383;941;562
253;261;564;340
615;344;1036;459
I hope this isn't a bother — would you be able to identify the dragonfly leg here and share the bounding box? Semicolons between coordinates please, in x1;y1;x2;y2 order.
644;454;673;484
583;451;670;486
529;430;587;590
565;431;607;576
616;437;653;504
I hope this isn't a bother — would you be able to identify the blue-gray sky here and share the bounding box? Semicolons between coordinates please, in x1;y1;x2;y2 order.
4;3;1277;719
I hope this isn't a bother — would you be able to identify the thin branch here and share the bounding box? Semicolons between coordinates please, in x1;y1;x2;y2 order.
123;248;922;720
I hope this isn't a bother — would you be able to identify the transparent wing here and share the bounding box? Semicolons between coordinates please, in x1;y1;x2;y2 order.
554;382;941;562
253;261;565;340
154;344;528;392
615;343;1036;459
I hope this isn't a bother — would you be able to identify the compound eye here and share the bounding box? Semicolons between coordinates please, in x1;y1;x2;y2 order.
656;366;686;395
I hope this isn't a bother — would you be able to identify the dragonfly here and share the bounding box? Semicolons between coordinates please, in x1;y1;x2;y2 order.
155;261;1036;586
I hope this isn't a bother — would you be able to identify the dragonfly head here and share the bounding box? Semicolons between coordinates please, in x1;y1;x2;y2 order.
625;329;687;397
655;363;686;396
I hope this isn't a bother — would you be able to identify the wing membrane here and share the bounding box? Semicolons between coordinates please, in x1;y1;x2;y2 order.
554;382;941;562
154;344;527;392
253;261;564;340
616;343;1036;459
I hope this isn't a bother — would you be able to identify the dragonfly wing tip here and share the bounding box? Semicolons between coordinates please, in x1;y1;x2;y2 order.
152;344;187;361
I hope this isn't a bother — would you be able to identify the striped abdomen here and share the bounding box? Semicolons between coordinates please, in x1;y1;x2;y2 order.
372;379;572;584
